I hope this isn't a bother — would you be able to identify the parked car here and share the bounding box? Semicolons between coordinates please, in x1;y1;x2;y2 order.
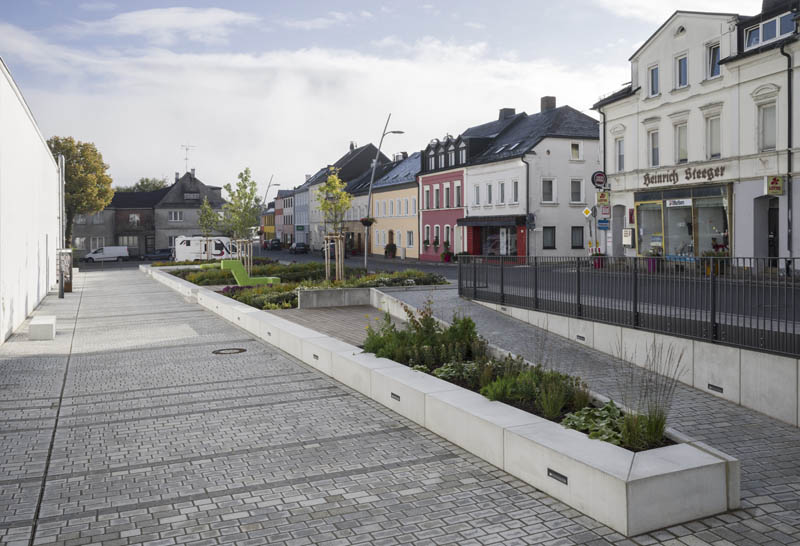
268;238;282;250
320;242;348;259
142;248;173;261
82;246;129;262
289;242;309;254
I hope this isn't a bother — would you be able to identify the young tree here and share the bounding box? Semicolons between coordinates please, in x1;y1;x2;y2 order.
198;196;219;260
47;136;114;247
315;167;352;234
220;168;262;240
116;177;168;192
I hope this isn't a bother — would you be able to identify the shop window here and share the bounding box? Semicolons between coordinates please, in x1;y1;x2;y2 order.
481;226;517;256
707;116;721;159
542;226;556;249
636;202;663;256
759;103;777;151
665;200;693;256
675;123;688;164
571;226;584;249
696;196;729;255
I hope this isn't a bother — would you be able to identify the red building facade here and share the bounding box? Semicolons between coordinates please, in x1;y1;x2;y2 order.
419;169;465;262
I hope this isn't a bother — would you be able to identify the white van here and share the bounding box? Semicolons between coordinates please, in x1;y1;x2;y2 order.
83;246;129;262
174;236;237;262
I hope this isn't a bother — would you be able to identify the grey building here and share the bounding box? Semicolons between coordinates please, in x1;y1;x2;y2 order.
154;170;226;249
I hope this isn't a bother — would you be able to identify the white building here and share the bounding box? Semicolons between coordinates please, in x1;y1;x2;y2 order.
595;3;800;261
0;58;61;343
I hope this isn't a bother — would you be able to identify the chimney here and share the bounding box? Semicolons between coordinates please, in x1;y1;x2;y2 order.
305;174;311;181
175;172;179;182
499;108;516;120
541;96;556;111
402;151;408;159
190;168;195;178
349;141;357;151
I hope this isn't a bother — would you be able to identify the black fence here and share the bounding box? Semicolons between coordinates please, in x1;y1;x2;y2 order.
458;255;800;358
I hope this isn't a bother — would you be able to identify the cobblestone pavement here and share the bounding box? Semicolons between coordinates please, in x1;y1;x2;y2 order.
268;307;394;347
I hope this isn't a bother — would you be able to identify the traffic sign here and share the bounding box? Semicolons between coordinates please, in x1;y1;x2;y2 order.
591;171;607;189
598;219;610;230
582;207;592;219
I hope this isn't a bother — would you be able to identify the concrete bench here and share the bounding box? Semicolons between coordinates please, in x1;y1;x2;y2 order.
30;315;56;340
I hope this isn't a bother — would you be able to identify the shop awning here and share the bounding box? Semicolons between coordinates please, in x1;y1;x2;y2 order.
457;215;526;227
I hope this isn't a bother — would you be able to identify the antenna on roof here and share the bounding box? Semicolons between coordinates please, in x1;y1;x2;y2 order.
180;144;196;173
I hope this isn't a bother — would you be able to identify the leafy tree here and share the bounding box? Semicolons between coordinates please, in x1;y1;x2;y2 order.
198;196;218;238
116;177;168;192
315;167;352;234
220;168;262;239
47;136;114;247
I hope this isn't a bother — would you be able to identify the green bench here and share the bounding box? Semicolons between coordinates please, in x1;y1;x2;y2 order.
220;259;280;286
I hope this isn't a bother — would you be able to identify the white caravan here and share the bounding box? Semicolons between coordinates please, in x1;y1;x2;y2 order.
83;246;129;262
174;236;237;261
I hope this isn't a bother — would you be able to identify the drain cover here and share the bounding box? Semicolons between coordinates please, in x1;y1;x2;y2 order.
212;348;246;355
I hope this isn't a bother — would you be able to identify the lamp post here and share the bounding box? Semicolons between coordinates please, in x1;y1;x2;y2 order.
260;178;280;252
364;113;404;272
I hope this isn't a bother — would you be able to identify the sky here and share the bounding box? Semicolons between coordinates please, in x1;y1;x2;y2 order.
0;0;761;201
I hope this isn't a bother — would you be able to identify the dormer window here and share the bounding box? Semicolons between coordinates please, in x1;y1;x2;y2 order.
438;151;445;167
428;151;435;170
508;142;520;150
745;12;796;50
184;192;200;200
495;144;506;153
448;146;455;165
458;143;466;163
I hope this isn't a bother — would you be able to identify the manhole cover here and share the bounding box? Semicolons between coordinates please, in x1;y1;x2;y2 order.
212;348;246;355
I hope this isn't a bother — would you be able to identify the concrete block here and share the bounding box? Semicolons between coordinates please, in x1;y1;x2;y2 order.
29;316;56;340
693;341;740;404
621;327;654;368
251;314;282;347
568;317;594;346
302;336;356;376
627;444;727;537
425;389;544;468
594;322;622;356
547;314;570;338
371;367;459;426
275;321;327;359
510;305;528;323
497;304;513;317
689;441;741;510
331;350;403;397
740;349;798;426
504;421;632;536
297;288;371;309
527;310;549;330
654;333;694;386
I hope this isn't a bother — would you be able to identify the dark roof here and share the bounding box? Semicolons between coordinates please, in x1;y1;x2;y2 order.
462;112;526;139
109;186;170;208
302;143;389;189
276;189;294;198
592;85;637;110
468;106;598;167
344;161;397;196
373;152;421;190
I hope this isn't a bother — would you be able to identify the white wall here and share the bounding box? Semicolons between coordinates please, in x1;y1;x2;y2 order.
0;59;60;343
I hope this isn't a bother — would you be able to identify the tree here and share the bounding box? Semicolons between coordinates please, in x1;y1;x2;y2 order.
116;177;168;192
198;196;219;260
220;168;262;240
315;167;352;235
47;136;114;247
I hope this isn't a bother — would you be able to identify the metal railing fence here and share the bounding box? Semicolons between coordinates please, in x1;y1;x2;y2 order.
458;255;800;357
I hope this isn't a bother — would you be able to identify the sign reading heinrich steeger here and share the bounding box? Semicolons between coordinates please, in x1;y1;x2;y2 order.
643;164;726;187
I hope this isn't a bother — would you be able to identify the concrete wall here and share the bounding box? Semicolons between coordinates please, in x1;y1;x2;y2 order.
297;288;371;309
0;59;60;344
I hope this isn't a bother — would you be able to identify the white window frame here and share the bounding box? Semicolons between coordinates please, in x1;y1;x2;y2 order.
168;236;176;248
570;141;583;161
438;152;445;168
648;64;660;97
411;198;417;215
675;53;688;89
445;185;451;208
499;181;505;204
569;179;584;204
434;225;440;244
486;183;493;205
615;137;625;172
389;200;394;217
428;152;435;170
168;210;184;222
759;102;777;152
458;144;466;164
745;12;795;51
455;183;462;207
706;115;721;159
707;43;721;79
73;236;87;250
474;185;480;206
407;230;413;247
424;225;431;244
512;180;519;203
675;123;688;164
424;187;430;210
541;178;556;204
91;212;104;225
434;186;440;209
448;148;455;165
648;129;660;167
404;198;409;215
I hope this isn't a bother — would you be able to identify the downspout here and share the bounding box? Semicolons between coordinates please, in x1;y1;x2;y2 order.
599;109;607;255
781;42;793;272
520;155;531;256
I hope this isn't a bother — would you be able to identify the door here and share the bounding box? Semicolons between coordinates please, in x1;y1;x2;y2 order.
146;235;155;254
388;230;394;245
768;198;779;267
612;205;625;256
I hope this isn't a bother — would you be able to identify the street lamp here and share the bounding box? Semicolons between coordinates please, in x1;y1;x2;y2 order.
262;175;281;206
365;113;404;271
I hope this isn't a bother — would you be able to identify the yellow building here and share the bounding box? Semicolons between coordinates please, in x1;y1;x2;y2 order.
260;204;275;245
370;152;421;259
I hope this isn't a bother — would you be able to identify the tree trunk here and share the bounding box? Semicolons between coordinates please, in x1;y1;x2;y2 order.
65;210;74;248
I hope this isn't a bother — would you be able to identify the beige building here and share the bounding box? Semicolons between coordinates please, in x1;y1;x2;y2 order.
370;152;421;259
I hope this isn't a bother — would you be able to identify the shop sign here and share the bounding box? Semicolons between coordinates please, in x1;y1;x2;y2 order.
643;164;727;187
767;175;784;195
666;198;692;208
596;192;610;205
591;171;607;189
296;226;305;231
600;205;611;218
597;219;610;230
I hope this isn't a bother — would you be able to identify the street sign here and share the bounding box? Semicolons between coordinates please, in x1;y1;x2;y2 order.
600;205;611;218
591;171;607;189
767;175;784;195
582;207;592;219
596;191;610;205
598;219;610;230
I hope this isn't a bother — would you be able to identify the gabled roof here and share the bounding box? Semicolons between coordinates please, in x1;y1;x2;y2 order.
373;152;421;190
344;161;397;196
462;112;526;139
276;189;294;198
628;10;739;61
469;106;598;167
592;85;637;110
109;186;171;208
303;143;389;189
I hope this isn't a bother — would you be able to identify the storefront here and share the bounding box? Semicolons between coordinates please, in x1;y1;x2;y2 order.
458;215;527;256
633;184;730;257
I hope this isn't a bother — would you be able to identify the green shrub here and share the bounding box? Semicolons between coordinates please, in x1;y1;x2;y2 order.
537;370;570;420
561;401;623;446
480;375;518;405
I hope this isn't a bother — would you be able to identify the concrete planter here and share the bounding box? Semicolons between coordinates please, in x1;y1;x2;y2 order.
297;288;371;309
149;271;740;537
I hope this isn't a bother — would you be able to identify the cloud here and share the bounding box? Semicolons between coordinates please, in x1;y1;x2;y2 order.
281;10;374;30
0;24;626;199
78;1;115;11
65;7;260;46
464;22;485;30
591;0;760;22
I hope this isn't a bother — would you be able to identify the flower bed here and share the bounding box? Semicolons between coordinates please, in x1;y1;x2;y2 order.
364;300;678;451
153;257;276;267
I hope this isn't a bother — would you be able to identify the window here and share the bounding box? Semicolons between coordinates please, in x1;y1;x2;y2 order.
570;142;582;160
615;138;625;171
474;185;480;205
397;199;401;216
570;179;583;203
455;184;462;207
781;12;795;35
746;12;795;50
119;235;138;247
543;227;556;249
91;213;104;224
759;103;777;151
708;44;721;78
184;192;200;200
434;187;440;208
407;230;413;247
90;236;104;250
424;225;431;243
458;144;466;163
428;152;435;170
648;130;660;167
649;65;659;96
75;214;87;224
128;213;140;226
707;116;721;158
571;226;584;249
412;198;417;215
389;200;394;216
495;145;506;153
438;152;445;167
445;186;451;208
499;182;506;204
445;225;451;245
448;148;455;165
746;25;760;47
168;210;184;222
73;237;87;250
404;198;409;215
512;180;519;203
542;179;554;203
434;225;440;244
675;123;688;164
382;201;387;217
676;55;688;88
487;184;493;205
424;187;430;209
